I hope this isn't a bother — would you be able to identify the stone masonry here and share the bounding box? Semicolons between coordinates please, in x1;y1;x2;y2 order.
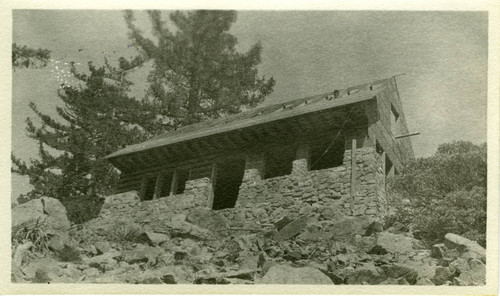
100;147;387;230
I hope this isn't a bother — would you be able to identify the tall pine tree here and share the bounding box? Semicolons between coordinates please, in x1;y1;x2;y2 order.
12;60;154;223
124;10;275;132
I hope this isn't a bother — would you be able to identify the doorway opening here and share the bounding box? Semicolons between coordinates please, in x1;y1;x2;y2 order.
212;159;246;210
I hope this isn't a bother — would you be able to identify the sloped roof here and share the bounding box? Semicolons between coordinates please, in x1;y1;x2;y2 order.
106;77;391;160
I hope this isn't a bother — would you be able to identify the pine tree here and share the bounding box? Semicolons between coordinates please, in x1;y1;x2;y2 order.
124;10;275;132
12;60;154;223
12;43;51;69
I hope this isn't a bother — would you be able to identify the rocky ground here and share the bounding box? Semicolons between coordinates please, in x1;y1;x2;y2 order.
11;196;486;285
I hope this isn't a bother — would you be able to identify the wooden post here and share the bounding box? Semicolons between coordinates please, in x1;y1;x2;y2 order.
208;163;218;209
350;138;357;212
139;176;148;201
153;173;163;200
170;170;178;196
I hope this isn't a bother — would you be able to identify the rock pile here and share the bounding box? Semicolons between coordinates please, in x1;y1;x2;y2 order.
11;195;486;285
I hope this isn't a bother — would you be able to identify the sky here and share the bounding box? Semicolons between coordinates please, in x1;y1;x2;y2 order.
11;10;488;199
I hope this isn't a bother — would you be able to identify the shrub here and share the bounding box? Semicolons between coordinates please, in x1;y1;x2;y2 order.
12;217;51;253
106;221;143;244
386;141;487;247
61;196;104;224
55;244;81;262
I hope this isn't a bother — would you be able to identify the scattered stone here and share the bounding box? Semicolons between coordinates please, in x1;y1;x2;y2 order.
455;259;486;286
137;232;170;246
444;233;486;262
370;232;421;255
274;216;308;241
381;264;418;285
430;243;446;259
259;265;333;284
95;241;111;254
346;262;387;285
123;244;164;265
432;267;455;285
186;208;228;232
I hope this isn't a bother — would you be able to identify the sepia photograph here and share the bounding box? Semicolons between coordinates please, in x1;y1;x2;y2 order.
4;2;499;294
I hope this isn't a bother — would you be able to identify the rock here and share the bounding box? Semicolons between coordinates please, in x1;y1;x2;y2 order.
381;264;418;285
12;197;71;234
444;233;485;262
274;216;309;241
365;221;384;236
186;208;228;232
41;196;71;231
12;198;45;229
12;242;33;269
86;249;121;271
370;232;422;255
161;220;212;240
432;267;455;285
274;215;292;231
94;241;111;254
82;267;100;278
327;216;375;241
137;232;170;246
431;243;446;259
346;262;387;285
456;259;485;285
47;233;72;251
259;264;333;284
123;244;164;265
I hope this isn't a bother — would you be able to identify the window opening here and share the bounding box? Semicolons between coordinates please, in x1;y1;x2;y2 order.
264;145;295;179
385;154;393;178
310;137;345;171
143;176;156;201
376;140;384;156
176;169;190;194
213;159;245;210
390;104;400;136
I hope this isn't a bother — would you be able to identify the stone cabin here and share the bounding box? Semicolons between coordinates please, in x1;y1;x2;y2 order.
105;76;414;219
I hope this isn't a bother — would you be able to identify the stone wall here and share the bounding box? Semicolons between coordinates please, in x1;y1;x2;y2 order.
237;147;386;217
100;147;386;231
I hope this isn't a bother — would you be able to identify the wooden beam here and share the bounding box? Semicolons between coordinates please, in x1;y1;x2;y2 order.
350;138;357;213
208;163;218;209
170;170;178;196
153;172;164;200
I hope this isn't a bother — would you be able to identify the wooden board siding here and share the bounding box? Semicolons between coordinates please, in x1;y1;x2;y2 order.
365;79;414;172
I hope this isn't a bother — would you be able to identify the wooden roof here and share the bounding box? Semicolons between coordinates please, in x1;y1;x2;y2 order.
106;78;392;167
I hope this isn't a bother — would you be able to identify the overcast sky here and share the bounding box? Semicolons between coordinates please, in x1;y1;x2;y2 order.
12;10;488;198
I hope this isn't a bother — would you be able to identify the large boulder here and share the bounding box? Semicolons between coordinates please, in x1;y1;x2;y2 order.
444;233;485;262
41;196;71;231
12;197;70;233
259;264;333;284
12;198;45;229
370;232;423;255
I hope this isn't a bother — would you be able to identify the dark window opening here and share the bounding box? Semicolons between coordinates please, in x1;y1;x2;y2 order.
176;169;190;194
376;140;384;156
213;159;245;210
143;177;156;201
390;104;400;136
310;138;345;171
264;146;295;179
385;155;393;177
